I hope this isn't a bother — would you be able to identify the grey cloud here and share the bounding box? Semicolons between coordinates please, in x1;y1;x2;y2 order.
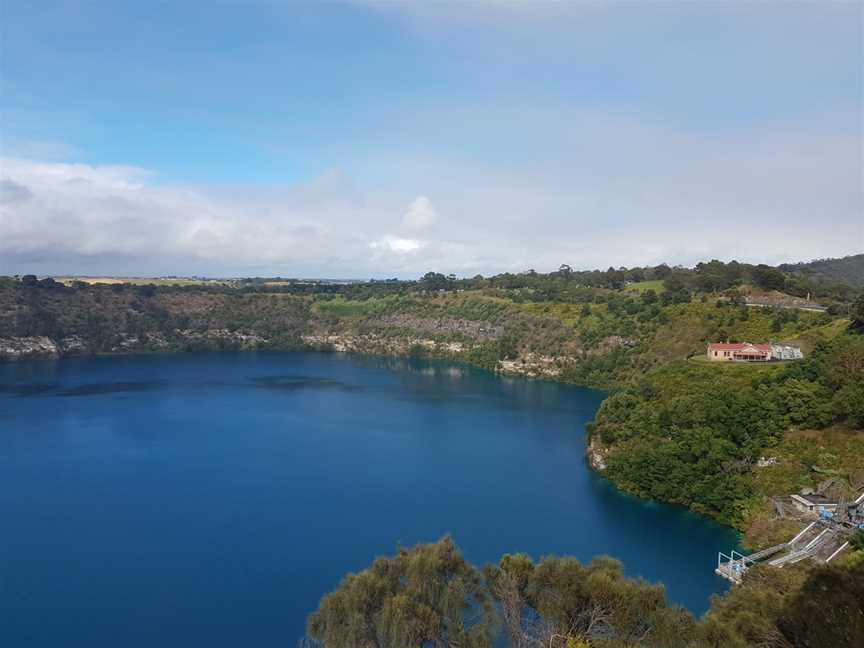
0;178;33;204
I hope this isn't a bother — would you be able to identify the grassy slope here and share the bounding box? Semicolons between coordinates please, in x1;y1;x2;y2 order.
308;290;841;386
512;297;834;383
625;279;666;293
742;427;864;548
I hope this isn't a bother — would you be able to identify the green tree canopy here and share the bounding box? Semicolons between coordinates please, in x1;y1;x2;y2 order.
306;537;493;648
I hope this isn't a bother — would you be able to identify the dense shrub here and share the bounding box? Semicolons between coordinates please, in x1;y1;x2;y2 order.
591;336;864;525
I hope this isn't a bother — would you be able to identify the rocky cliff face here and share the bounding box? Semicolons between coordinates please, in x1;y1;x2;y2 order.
0;329;273;361
302;333;589;380
0;327;608;386
372;315;502;341
586;436;610;471
0;335;98;360
0;336;60;360
498;352;575;378
301;333;465;356
0;282;625;385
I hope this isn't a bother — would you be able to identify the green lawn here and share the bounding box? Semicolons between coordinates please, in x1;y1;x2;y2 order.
688;355;794;367
312;294;409;317
624;279;665;293
513;300;596;327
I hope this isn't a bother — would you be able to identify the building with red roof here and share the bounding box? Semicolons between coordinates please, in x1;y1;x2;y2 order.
707;342;772;362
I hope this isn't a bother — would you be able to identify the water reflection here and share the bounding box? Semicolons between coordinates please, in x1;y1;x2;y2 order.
252;375;363;393
0;380;165;397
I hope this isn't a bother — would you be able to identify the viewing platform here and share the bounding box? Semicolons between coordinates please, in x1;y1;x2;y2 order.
716;498;863;584
718;488;864;583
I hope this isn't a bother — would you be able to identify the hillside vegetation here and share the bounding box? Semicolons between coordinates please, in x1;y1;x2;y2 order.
2;257;863;644
1;277;842;387
304;536;864;648
588;336;864;526
1;258;862;538
779;253;864;289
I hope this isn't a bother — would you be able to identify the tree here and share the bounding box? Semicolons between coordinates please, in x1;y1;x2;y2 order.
697;564;808;648
653;264;672;279
849;292;864;332
832;381;864;427
723;289;745;306
723;260;743;288
485;554;696;648
421;272;449;291
307;539;864;648
770;379;833;429
695;260;733;292
497;329;521;360
605;267;626;290
306;538;493;648
661;274;691;305
751;265;787;292
776;561;864;648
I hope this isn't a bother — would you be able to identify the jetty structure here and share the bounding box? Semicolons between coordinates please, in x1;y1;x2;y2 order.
716;490;864;584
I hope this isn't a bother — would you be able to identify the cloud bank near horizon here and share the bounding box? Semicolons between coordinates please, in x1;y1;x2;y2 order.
2;106;860;279
0;2;861;278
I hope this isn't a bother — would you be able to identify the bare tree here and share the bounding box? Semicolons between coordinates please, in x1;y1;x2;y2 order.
491;570;532;648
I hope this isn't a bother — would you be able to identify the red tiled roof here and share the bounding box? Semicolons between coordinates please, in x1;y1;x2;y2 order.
708;342;771;352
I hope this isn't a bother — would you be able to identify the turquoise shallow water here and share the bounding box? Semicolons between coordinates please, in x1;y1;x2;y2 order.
0;352;738;646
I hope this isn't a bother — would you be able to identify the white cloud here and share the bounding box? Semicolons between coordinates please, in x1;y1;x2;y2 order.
370;235;423;254
0;100;861;278
401;196;437;229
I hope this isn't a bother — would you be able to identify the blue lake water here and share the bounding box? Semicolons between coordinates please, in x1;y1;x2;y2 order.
0;352;739;646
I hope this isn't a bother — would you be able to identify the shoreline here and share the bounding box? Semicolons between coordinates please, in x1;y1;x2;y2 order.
1;343;745;539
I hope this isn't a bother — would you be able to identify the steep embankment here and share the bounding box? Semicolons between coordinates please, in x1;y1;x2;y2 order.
0;282;840;376
588;337;864;535
0;285;313;358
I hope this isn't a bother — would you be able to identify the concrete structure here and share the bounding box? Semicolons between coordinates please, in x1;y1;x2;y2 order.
707;342;772;362
790;493;838;514
717;489;864;583
771;343;803;360
744;295;827;312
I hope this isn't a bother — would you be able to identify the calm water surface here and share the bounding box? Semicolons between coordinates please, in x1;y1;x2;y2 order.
0;352;738;647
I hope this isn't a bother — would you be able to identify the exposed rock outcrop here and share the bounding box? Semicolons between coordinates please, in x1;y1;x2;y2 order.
0;328;272;361
174;329;269;349
301;333;464;356
0;336;60;360
60;336;88;354
373;315;502;341
497;353;575;378
586;436;610;471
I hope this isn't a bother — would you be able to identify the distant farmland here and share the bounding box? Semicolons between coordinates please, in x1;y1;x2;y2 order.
55;276;230;287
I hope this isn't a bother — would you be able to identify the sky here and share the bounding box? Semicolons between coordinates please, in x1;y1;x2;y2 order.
1;1;862;279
